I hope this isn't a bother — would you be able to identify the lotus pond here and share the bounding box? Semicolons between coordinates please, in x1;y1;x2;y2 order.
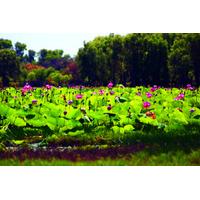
0;84;200;165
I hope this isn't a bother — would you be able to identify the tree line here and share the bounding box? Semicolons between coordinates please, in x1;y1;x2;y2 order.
0;39;78;87
0;33;200;87
76;33;200;87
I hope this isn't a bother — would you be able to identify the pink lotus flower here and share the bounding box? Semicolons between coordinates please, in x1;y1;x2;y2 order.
150;87;156;92
174;93;184;100
21;83;32;95
99;89;105;95
143;101;151;109
107;82;114;89
75;94;83;99
150;85;159;92
186;84;194;90
23;83;32;91
146;92;153;98
45;84;52;90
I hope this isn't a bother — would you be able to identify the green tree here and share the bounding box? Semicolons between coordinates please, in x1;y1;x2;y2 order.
0;49;20;86
15;42;27;61
0;38;12;49
38;49;69;69
123;33;145;86
188;33;200;86
29;67;55;86
108;34;124;84
168;34;193;86
27;49;36;63
143;34;169;86
76;43;98;85
47;71;72;86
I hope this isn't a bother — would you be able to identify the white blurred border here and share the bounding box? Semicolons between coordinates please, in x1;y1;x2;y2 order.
0;167;200;200
0;0;200;33
1;0;200;200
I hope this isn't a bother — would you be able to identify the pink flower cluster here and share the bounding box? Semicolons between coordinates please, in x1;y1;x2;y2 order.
174;93;184;101
22;83;32;95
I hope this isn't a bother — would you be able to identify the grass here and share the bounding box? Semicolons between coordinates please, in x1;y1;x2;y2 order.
1;129;200;166
1;148;200;166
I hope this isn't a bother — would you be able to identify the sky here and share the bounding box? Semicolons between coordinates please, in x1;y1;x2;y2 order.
0;33;112;57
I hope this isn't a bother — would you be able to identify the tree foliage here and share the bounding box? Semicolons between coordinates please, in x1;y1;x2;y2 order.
0;38;12;50
15;42;27;61
38;49;70;70
1;33;200;87
0;49;20;86
76;33;200;87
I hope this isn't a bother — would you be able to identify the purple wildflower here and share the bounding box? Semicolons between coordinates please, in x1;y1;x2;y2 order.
107;105;112;110
186;84;194;90
187;84;191;88
80;85;85;89
110;90;115;95
190;108;195;113
68;100;73;105
32;99;37;104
